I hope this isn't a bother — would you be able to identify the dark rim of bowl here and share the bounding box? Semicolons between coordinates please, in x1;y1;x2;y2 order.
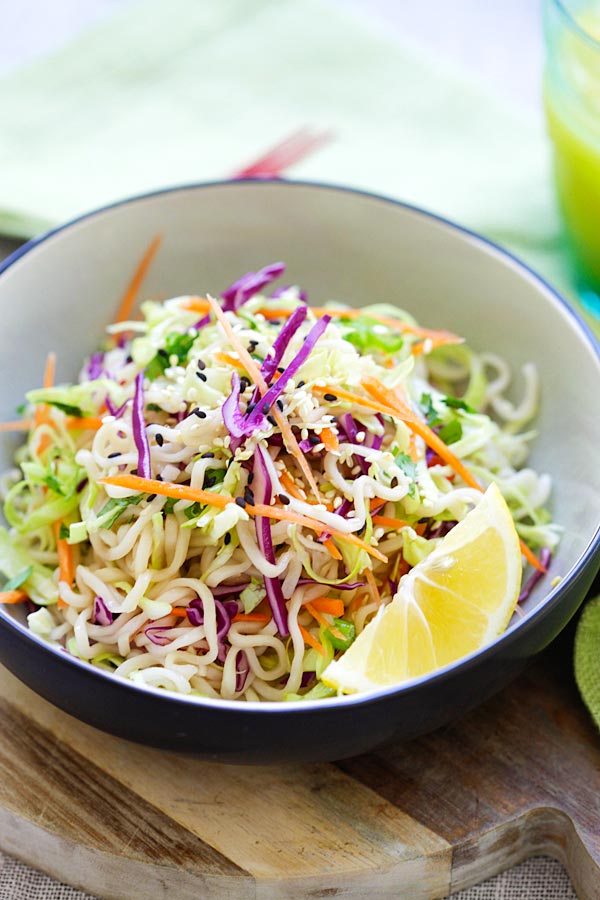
0;177;599;714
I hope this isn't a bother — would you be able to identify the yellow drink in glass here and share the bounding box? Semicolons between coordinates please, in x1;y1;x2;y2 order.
544;1;600;294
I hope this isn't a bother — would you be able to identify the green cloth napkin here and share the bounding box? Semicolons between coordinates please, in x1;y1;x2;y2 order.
575;596;600;730
0;0;585;313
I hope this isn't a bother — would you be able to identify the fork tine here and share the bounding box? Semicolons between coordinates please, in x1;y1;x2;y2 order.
232;128;334;178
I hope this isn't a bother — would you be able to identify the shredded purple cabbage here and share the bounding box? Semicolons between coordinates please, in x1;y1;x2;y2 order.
132;371;152;479
221;262;285;312
297;579;365;591
222;372;257;439
246;315;331;426
428;520;458;539
253;445;289;636
300;671;315;688
365;415;385;451
186;597;239;662
235;650;250;693
105;397;130;419
194;314;211;330
261;304;307;383
93;596;113;626
87;352;104;380
339;414;370;474
519;547;552;603
212;582;250;597
144;625;173;646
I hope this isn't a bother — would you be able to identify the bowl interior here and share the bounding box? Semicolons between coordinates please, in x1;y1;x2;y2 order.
1;180;599;642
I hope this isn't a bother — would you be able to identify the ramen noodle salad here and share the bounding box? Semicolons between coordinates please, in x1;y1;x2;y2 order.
0;261;560;702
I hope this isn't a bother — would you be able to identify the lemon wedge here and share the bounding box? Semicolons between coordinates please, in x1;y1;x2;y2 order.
322;483;522;694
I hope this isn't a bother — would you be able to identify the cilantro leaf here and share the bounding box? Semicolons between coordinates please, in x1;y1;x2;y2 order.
45;401;84;417
443;396;475;413
438;420;463;444
97;495;143;529
58;523;70;540
394;450;417;497
420;392;441;426
146;331;196;381
4;566;33;591
343;315;404;355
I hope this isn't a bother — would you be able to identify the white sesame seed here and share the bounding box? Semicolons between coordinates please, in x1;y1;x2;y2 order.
356;431;366;443
333;496;343;509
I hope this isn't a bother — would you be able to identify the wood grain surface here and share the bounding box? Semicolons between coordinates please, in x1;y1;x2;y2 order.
0;624;598;900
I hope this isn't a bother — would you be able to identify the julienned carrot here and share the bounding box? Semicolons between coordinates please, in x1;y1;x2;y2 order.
99;474;231;508
53;520;74;609
232;612;271;623
213;351;246;370
0;415;104;434
364;567;382;607
372;515;411;530
312;383;388;417
206;295;323;503
279;470;305;501
318;427;339;453
65;416;104;431
0;590;28;604
98;474;387;563
114;234;162;324
34;352;57;457
305;602;345;641
0;420;33;432
361;377;546;573
299;624;327;656
257;305;462;344
180;296;211;315
323;538;342;560
362;376;483;491
306;597;345;617
170;608;190;618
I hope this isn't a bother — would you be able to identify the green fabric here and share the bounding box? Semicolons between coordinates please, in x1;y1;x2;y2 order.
575;595;600;730
0;0;591;324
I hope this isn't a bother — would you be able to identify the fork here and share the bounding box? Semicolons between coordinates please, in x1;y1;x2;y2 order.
231;127;334;179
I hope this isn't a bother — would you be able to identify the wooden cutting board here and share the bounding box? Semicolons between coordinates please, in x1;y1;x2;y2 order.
0;621;598;900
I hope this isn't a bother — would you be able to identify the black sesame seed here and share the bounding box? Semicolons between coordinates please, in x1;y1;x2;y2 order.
155;434;164;447
296;380;305;389
247;472;254;485
156;473;163;481
197;359;206;371
244;487;255;504
262;402;270;414
246;403;256;414
247;340;258;351
323;393;338;402
309;434;320;446
235;497;246;508
240;377;250;391
278;493;290;505
107;451;121;459
202;451;215;459
147;494;157;502
131;468;138;476
158;348;168;359
267;415;277;427
196;371;207;382
277;366;285;374
224;532;231;545
193;408;207;419
276;399;284;411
